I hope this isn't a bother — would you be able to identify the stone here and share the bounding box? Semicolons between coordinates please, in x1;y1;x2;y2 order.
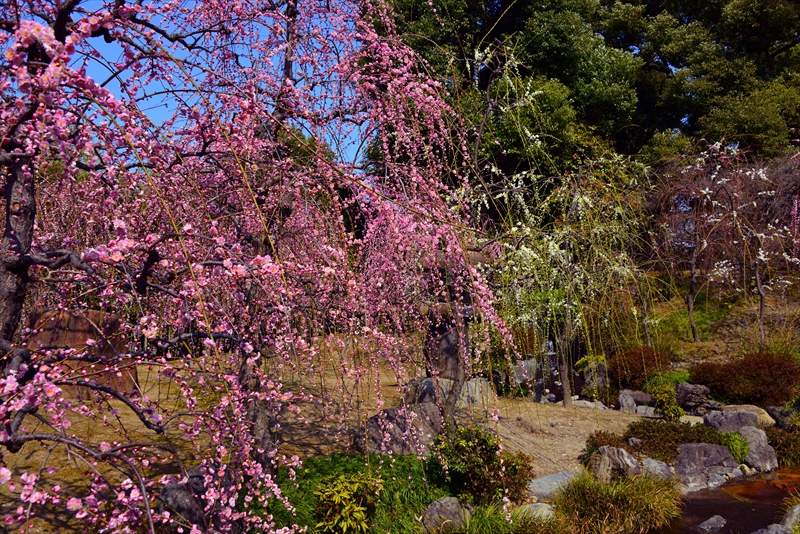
679;415;704;426
422;497;473;533
642;458;672;480
581;361;608;393
635;405;656;416
618;390;637;414
588;446;642;484
676;382;723;416
629;390;654;406
697;515;727;531
571;399;607;409
627;437;643;447
738;426;779;472
673;443;742;492
354;402;442;455
404;378;496;409
26;310;138;399
527;471;580;501
781;504;800;529
751;525;791;534
704;410;759;433
516;503;554;521
724;405;776;427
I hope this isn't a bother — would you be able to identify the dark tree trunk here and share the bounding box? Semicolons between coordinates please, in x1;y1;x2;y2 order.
0;157;35;344
687;247;700;343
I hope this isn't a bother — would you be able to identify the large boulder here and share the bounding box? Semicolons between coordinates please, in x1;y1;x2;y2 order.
618;390;637;414
422;497;473;533
527;471;580;502
642;458;673;480
673;443;743;492
751;525;791;534
588;446;642;484
676;382;723;416
724;405;776;427
766;406;798;429
781;504;800;529
354;402;443;455
704;410;759;433
738;426;779;472
698;515;727;532
630;391;655;406
404;378;495;408
580;361;608;394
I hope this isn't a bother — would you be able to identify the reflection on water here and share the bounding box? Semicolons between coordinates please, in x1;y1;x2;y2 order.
655;467;800;534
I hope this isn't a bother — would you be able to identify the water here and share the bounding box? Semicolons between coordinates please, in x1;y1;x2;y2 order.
656;467;800;533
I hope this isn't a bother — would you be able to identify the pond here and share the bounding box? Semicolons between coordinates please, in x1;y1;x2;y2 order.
656;467;800;533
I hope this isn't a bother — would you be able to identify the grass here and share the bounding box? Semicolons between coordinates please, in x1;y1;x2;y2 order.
552;471;681;534
452;503;568;534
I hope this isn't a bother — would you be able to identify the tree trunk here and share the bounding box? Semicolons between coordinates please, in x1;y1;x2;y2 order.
753;261;766;349
687;248;700;343
0;157;35;344
441;313;470;434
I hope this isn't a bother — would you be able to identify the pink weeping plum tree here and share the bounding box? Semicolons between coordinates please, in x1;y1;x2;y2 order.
0;0;502;531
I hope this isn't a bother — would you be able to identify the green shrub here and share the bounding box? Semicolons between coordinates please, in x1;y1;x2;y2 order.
553;471;681;534
450;503;569;534
622;420;732;463
267;453;450;533
642;371;691;392
689;353;800;406
607;347;672;390
766;426;800;467
430;425;535;504
646;382;685;422
718;433;750;464
314;472;382;533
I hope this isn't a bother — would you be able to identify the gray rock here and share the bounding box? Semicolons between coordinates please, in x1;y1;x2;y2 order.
724;405;776;427
627;437;643;447
581;361;608;393
751;525;792;534
354;402;442;455
618;390;637;414
673;443;742;492
630;390;655;406
527;471;580;501
698;515;727;531
676;382;723;416
422;497;473;533
781;504;800;529
704;410;760;433
405;378;495;408
572;399;608;409
516;503;554;521
642;458;673;480
739;426;779;472
636;405;656;417
588;446;642;484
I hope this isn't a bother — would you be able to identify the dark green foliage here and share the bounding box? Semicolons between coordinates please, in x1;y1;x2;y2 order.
607;347;672;390
429;425;535;504
267;454;450;533
690;353;800;406
553;471;681;534
766;426;800;467
622;420;730;463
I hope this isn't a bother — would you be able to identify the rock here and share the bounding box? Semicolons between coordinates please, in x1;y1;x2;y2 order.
527;471;580;501
766;406;795;429
581;361;608;393
630;390;655;406
738;426;779;472
673;443;742;492
676;382;723;416
404;378;495;409
26;310;139;399
618;390;637;414
704;410;760;433
516;503;554;521
627;437;643;447
571;399;607;409
697;515;727;531
422;497;473;533
636;405;656;417
642;458;673;480
781;504;800;529
679;415;704;426
588;446;642;484
354;402;442;455
724;405;776;427
751;525;791;534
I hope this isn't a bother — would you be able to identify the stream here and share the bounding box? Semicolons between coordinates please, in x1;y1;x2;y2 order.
656;467;800;533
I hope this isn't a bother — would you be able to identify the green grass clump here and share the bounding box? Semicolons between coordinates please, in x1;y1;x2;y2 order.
766;426;800;467
717;432;750;464
553;471;681;534
450;503;568;534
621;419;743;463
267;453;450;533
642;371;691;392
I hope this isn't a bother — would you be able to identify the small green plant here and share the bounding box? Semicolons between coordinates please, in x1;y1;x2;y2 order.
451;503;569;534
718;432;750;464
647;382;685;422
553;471;681;534
430;425;535;504
314;472;382;533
